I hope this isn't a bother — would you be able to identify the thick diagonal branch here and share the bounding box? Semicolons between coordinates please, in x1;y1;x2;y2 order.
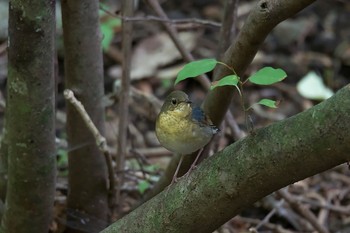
102;85;350;233
203;0;317;125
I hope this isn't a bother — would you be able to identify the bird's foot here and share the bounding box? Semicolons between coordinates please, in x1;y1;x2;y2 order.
170;175;179;185
184;164;197;178
165;175;179;193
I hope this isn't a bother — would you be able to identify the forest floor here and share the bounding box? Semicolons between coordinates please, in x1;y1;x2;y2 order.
0;0;350;232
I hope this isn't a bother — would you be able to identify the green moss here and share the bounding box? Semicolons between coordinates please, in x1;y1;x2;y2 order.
40;105;54;125
10;1;50;22
8;68;28;96
15;143;27;148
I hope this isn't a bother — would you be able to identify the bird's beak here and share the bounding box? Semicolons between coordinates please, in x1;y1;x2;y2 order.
185;99;192;104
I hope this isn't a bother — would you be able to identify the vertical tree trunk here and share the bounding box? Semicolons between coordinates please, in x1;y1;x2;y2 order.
61;0;109;232
0;124;8;203
1;0;56;232
116;0;134;211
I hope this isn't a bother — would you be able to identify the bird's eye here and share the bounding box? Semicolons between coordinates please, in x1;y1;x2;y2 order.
171;98;177;105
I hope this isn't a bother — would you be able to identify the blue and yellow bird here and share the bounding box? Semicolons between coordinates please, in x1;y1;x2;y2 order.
155;90;219;182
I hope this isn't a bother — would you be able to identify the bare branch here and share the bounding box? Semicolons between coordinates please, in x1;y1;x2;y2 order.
64;89;116;210
116;0;135;212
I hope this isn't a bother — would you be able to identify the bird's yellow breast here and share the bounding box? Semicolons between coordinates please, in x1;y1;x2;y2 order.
155;105;212;154
156;104;190;138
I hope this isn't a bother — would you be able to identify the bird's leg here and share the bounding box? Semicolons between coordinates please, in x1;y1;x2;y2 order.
169;154;185;186
185;148;204;178
167;149;203;190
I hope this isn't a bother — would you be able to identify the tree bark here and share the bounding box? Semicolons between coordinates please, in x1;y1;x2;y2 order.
61;0;109;232
0;0;56;232
0;123;8;203
102;85;350;233
217;0;239;58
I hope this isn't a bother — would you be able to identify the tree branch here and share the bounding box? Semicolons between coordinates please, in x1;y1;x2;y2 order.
116;0;134;213
140;0;317;204
203;0;317;125
102;84;350;232
217;0;239;58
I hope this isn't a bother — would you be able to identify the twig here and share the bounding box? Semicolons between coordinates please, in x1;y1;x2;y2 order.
234;216;296;233
225;109;246;140
253;200;283;230
63;89;116;209
116;0;134;211
129;149;150;165
128;147;172;157
64;90;106;149
277;189;330;233
99;5;221;28
124;16;221;28
297;196;350;215
128;149;149;180
145;0;211;89
265;194;308;231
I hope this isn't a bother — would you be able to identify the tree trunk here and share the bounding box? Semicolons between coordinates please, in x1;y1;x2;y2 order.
0;122;8;203
0;0;56;232
61;0;109;232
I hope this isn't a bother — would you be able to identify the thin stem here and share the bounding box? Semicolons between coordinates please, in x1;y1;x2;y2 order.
242;77;250;85
238;82;249;131
64;90;106;149
64;89;116;209
234;84;242;97
117;0;134;212
246;103;256;111
99;4;221;28
216;61;238;76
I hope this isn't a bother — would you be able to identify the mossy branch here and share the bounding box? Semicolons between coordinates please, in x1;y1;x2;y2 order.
102;85;350;233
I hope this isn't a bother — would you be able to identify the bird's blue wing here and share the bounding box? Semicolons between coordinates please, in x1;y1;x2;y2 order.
191;106;219;134
191;106;206;122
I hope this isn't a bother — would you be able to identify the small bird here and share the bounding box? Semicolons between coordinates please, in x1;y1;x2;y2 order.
155;90;219;183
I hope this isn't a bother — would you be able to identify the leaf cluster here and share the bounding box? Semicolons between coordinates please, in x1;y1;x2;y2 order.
175;58;287;109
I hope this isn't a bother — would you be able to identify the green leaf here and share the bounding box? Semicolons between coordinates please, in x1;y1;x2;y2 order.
248;67;287;85
57;149;68;177
57;149;68;167
99;11;121;51
144;164;159;173
257;99;278;108
210;75;239;90
138;180;151;194
175;59;217;85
